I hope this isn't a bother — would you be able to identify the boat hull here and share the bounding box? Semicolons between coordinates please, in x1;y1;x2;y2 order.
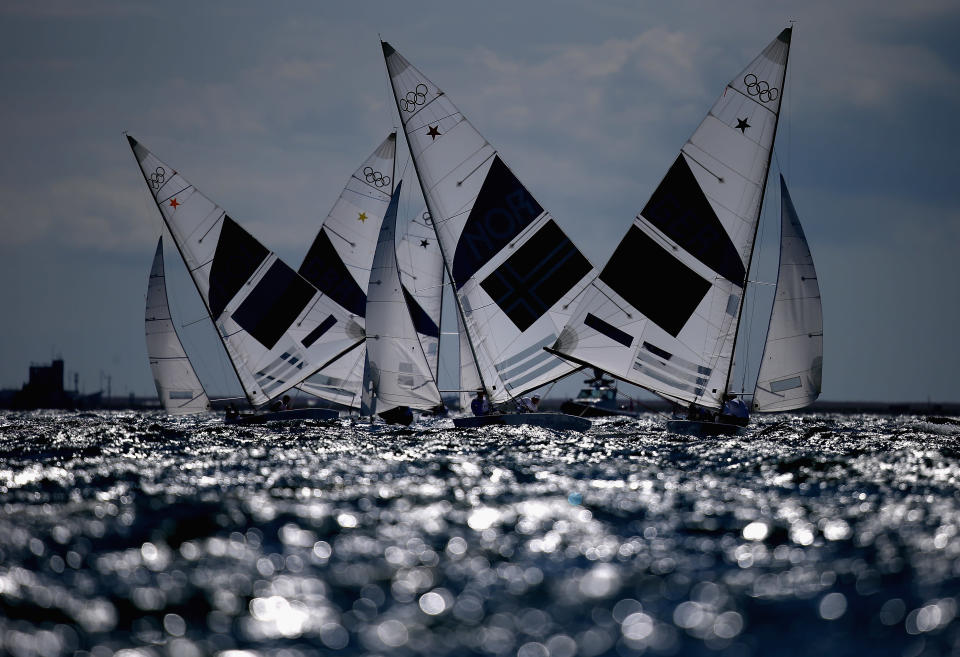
560;400;639;418
666;419;745;437
225;408;340;424
453;413;591;432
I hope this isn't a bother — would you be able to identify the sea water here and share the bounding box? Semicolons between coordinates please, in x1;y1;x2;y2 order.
0;411;958;657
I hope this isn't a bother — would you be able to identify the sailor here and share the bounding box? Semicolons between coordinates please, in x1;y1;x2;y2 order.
279;394;292;411
721;394;749;420
470;390;490;416
516;393;541;413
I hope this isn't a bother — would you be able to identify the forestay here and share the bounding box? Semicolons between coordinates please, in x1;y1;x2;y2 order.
296;134;397;408
129;136;362;407
145;237;210;415
551;29;792;410
753;176;822;411
382;42;595;402
361;183;442;415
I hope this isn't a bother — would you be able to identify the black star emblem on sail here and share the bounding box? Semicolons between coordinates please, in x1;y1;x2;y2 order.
419;239;430;248
426;125;441;140
735;117;751;133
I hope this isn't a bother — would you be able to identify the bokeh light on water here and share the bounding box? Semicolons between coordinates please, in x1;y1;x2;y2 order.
0;410;959;656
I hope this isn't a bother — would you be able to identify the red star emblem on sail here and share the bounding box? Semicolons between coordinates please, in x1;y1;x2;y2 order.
427;125;441;140
169;198;180;209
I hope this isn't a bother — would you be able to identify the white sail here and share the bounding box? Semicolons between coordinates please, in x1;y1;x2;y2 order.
753;176;822;411
396;208;443;377
382;42;595;403
145;237;210;414
296;134;397;408
128;136;363;408
361;183;442;415
551;28;792;410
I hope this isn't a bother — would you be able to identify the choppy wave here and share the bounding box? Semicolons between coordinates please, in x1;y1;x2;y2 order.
0;410;958;656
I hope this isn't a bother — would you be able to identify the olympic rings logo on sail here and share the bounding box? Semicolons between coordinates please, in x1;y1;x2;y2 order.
149;167;166;190
422;211;432;225
399;84;428;112
364;167;391;188
743;74;779;103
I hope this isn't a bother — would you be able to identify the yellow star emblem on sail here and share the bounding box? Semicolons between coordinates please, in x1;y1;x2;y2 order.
357;212;367;223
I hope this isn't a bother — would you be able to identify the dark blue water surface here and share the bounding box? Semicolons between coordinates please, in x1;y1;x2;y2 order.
1;411;959;657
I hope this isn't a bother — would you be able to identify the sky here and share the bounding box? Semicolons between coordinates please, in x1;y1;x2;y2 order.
0;0;958;403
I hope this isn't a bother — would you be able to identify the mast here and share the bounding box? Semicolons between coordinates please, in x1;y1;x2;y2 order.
127;135;254;407
722;26;792;399
381;42;491;398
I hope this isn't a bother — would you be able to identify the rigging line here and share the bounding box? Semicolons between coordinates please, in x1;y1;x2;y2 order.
181;315;210;329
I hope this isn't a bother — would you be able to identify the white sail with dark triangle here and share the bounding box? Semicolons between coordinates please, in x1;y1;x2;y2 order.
128;136;363;408
396;207;444;378
382;42;595;403
361;183;442;415
145;237;210;415
551;28;792;410
296;134;397;408
753;176;822;411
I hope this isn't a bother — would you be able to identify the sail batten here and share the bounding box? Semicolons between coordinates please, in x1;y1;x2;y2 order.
383;42;596;402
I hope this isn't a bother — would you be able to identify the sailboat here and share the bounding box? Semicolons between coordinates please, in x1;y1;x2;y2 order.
128;135;364;419
360;182;443;424
751;176;823;412
145;236;210;414
295;134;398;410
381;41;594;432
547;27;819;434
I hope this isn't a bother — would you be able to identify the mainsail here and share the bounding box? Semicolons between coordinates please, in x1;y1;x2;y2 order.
361;183;442;415
145;237;210;414
128;136;363;407
296;134;397;408
753;176;822;411
382;42;595;402
551;28;792;410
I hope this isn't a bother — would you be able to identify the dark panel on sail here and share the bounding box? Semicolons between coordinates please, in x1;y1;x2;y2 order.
599;225;710;338
298;228;367;317
584;313;633;348
233;261;314;349
452;156;544;289
641;155;746;286
302;314;337;348
402;285;440;338
481;220;591;332
209;216;269;318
